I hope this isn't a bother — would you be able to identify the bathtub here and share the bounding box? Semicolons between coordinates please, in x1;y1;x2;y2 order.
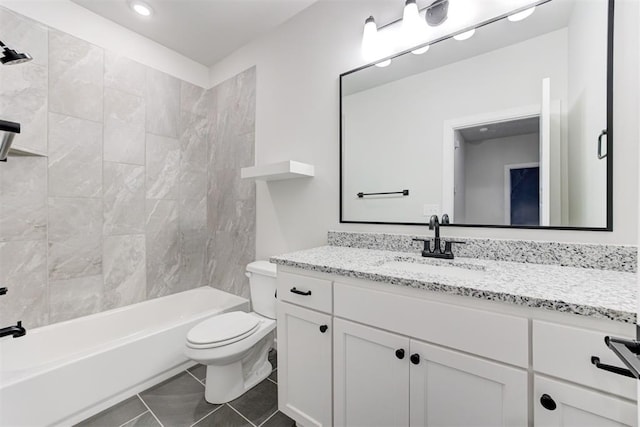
0;286;249;427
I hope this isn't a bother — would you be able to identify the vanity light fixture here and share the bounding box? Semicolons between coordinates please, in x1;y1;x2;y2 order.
453;29;475;41
361;16;379;61
508;6;536;22
130;0;154;17
425;0;449;27
375;59;392;68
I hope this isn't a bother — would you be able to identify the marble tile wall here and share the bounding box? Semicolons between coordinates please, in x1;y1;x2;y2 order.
0;7;257;327
206;67;256;299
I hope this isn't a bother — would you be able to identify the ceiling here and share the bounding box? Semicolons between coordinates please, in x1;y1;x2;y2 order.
458;117;540;143
71;0;318;66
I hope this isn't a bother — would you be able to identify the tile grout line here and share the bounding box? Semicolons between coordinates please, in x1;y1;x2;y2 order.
257;409;280;427
266;377;277;385
116;410;150;427
185;368;206;386
188;404;223;427
226;403;258;427
136;393;164;427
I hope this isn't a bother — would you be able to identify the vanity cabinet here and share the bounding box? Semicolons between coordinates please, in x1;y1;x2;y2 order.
333;318;528;427
276;267;637;427
276;272;333;427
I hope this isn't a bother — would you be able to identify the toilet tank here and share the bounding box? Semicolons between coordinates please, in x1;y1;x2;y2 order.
246;261;277;319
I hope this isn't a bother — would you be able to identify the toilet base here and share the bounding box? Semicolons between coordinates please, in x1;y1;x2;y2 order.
203;334;273;404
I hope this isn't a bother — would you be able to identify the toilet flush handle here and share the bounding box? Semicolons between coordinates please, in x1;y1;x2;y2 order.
245;272;252;278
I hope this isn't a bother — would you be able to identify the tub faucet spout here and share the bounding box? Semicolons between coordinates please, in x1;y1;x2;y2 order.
0;320;26;338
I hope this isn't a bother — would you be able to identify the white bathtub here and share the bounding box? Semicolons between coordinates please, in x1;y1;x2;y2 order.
0;286;248;427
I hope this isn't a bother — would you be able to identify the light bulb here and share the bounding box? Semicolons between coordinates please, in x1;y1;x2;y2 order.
508;6;535;22
362;16;379;62
130;1;153;16
375;59;392;68
453;28;475;41
411;45;429;55
403;0;421;30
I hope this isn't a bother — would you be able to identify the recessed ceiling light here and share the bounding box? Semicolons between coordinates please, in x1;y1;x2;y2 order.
453;28;475;41
130;1;153;17
508;6;535;22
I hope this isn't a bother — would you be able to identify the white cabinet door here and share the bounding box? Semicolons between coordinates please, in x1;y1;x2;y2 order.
277;302;332;427
409;339;528;426
534;376;637;427
334;318;410;427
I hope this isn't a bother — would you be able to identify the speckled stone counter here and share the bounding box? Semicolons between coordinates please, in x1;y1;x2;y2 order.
270;246;637;324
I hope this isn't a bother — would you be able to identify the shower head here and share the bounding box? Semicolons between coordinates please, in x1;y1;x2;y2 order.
0;40;32;65
0;119;20;162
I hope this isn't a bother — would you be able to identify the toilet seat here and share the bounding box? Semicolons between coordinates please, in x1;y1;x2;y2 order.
187;312;261;349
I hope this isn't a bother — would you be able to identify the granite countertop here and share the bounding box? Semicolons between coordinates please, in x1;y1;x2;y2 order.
270;246;637;324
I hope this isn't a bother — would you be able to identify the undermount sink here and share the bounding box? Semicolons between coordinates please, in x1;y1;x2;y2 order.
380;259;486;280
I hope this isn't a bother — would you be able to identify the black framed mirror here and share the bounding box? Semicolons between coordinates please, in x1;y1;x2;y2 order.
340;0;614;231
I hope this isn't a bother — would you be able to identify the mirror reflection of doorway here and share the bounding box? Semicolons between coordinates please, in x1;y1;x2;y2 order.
506;164;540;226
453;116;541;226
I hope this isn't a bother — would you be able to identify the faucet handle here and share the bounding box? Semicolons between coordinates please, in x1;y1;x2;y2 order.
441;214;450;224
447;240;466;244
412;238;432;254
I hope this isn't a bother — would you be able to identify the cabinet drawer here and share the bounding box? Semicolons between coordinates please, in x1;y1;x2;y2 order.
277;271;332;313
534;375;637;427
334;281;528;367
533;320;636;400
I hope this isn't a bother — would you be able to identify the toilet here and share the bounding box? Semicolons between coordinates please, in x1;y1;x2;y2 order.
184;261;277;404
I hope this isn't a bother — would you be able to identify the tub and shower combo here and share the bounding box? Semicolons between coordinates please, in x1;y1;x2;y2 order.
0;287;249;426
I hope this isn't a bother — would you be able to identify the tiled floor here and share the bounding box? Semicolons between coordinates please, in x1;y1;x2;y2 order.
76;350;293;427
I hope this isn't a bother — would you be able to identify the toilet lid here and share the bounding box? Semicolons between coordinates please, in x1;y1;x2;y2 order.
187;312;260;346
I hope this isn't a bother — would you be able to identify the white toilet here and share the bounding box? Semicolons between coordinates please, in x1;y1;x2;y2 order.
184;261;277;404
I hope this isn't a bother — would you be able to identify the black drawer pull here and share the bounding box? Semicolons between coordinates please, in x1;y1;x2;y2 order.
410;353;420;365
319;325;328;333
540;394;556;411
290;287;312;296
395;349;405;359
591;356;635;378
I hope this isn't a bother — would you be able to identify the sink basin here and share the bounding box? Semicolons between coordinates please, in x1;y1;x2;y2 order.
381;260;486;280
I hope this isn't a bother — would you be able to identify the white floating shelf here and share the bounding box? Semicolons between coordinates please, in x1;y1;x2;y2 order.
241;160;314;181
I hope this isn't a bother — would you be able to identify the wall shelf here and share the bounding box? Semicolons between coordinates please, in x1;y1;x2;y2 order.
8;146;47;157
241;161;314;181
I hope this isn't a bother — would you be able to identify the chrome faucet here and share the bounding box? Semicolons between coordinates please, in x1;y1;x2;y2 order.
0;320;26;338
413;214;464;259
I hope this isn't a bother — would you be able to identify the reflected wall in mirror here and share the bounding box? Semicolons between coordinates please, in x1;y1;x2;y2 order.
340;0;613;230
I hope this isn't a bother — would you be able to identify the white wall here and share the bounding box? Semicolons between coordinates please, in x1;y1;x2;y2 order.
342;29;567;223
463;133;540;225
209;0;638;258
567;0;608;227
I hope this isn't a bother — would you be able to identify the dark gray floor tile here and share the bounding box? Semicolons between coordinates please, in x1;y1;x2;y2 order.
74;396;147;427
229;379;278;426
268;369;277;383
268;349;277;370
193;405;251;427
140;371;218;427
188;364;207;382
261;411;296;427
121;411;161;427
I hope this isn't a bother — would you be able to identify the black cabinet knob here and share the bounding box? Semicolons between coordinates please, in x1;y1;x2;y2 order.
319;325;328;333
395;349;405;359
540;394;557;411
410;353;420;365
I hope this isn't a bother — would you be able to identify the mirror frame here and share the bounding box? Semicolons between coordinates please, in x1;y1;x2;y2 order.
339;0;614;231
